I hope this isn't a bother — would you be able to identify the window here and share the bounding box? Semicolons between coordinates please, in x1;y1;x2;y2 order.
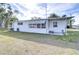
42;23;46;28
53;22;57;27
29;23;46;28
37;24;40;28
29;24;37;28
33;24;37;28
18;22;23;25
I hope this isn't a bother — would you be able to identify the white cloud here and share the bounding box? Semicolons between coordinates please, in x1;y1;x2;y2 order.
47;3;76;16
15;3;76;18
11;3;79;25
72;13;79;25
13;3;46;19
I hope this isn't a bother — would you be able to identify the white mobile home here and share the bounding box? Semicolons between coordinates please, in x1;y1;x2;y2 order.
11;17;72;35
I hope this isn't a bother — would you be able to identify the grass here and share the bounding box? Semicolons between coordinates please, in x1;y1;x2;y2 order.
0;29;79;42
56;31;79;42
0;28;79;54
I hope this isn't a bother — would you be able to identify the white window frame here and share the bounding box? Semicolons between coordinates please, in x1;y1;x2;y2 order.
53;22;57;27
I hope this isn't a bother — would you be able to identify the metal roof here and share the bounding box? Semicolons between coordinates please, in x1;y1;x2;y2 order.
17;16;74;22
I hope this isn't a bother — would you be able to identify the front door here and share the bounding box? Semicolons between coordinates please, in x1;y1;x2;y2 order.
48;20;53;30
48;20;58;34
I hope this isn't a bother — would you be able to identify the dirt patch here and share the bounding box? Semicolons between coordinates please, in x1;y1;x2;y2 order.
0;35;78;55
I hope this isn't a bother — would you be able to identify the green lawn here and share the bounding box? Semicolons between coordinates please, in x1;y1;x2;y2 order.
0;29;79;42
0;28;79;54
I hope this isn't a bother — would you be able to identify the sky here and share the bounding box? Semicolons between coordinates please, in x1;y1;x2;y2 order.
10;3;79;25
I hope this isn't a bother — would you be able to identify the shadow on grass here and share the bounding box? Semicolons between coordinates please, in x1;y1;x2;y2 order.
0;29;79;52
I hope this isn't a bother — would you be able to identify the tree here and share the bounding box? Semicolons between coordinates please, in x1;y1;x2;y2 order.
8;16;18;28
0;3;19;28
48;13;60;18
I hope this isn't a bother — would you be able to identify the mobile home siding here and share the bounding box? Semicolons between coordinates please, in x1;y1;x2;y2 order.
12;19;67;35
12;20;47;34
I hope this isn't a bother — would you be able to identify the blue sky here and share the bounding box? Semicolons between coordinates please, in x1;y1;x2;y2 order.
10;3;79;25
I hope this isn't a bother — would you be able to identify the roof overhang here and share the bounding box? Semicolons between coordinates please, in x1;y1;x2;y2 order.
17;16;74;22
47;16;74;20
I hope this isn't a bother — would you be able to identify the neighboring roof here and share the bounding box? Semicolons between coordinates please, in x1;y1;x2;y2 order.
17;16;74;22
